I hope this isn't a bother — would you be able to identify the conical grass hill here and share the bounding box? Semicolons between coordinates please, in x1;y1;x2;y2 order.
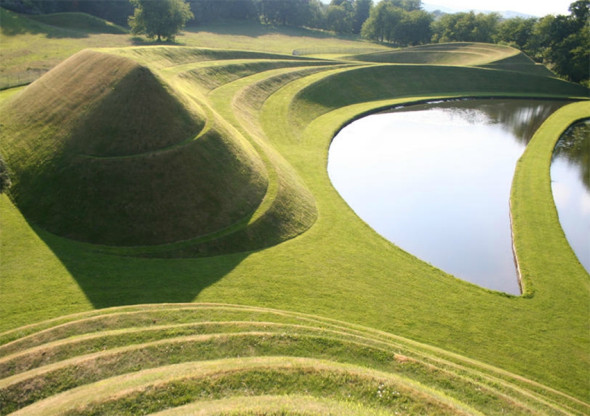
0;50;269;246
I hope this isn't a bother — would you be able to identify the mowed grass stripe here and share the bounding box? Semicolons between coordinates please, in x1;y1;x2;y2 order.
206;64;339;225
147;394;394;416
0;305;580;415
179;59;336;92
106;46;321;70
0;323;549;415
10;357;482;416
1;302;585;408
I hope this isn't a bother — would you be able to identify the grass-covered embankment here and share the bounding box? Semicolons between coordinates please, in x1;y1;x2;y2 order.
1;304;584;415
510;100;590;296
0;49;269;246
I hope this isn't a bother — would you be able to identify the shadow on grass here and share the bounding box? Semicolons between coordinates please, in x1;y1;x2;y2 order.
34;226;251;309
1;9;128;38
130;36;189;46
0;11;89;38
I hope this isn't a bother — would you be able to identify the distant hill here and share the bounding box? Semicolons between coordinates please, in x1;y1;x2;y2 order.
423;2;536;18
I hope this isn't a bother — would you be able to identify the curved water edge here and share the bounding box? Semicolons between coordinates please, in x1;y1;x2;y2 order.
551;120;590;273
328;99;569;295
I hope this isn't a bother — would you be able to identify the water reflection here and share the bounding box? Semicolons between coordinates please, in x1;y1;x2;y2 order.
328;99;567;294
551;120;590;273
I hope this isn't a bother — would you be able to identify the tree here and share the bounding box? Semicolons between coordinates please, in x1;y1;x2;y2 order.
432;11;499;43
259;0;319;26
495;17;538;50
395;9;432;45
538;0;590;84
326;0;354;33
388;0;421;11
189;0;258;24
128;0;194;42
361;1;401;42
361;0;431;45
353;0;373;34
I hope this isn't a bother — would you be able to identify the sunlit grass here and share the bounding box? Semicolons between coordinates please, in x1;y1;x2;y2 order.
0;9;589;412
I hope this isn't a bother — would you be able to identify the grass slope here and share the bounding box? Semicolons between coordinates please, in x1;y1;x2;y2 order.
26;13;127;34
347;42;518;65
1;304;586;415
1;20;589;414
0;9;135;89
0;49;269;246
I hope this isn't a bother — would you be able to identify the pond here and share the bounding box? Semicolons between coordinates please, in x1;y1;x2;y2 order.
551;120;590;273
328;99;568;294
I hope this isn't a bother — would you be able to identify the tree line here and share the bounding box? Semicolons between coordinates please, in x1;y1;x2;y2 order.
1;0;588;84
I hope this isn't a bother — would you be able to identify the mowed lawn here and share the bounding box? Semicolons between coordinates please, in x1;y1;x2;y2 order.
1;9;589;407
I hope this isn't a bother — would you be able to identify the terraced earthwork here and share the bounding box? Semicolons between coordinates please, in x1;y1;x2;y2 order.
1;42;585;256
1;303;587;415
1;25;589;415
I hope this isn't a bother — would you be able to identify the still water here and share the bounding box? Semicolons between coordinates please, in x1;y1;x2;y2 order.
328;99;567;294
551;120;590;273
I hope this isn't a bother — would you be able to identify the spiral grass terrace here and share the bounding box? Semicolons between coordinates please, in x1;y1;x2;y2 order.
1;13;589;415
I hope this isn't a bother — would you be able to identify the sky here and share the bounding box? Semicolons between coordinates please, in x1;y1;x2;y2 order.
423;0;573;17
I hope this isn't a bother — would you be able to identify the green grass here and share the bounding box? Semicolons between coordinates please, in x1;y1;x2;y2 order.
510;101;590;297
0;9;135;89
0;15;589;415
0;50;269;246
347;42;519;66
27;13;127;34
1;304;585;415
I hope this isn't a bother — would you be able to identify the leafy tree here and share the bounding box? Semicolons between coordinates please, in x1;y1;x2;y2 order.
388;0;421;11
326;0;354;33
395;9;432;45
259;0;318;26
353;0;373;33
538;0;590;84
128;0;194;42
361;0;431;45
361;1;402;42
189;0;258;24
495;17;538;50
432;11;500;43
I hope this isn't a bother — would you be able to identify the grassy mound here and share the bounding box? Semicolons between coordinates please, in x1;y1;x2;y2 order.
181;59;332;91
0;9;126;36
348;42;516;65
27;12;127;34
1;303;585;415
111;46;321;68
0;49;269;246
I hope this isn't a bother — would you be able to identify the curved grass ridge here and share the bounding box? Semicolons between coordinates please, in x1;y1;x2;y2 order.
149;394;395;416
346;42;520;66
510;101;590;297
289;64;587;133
1;303;587;415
